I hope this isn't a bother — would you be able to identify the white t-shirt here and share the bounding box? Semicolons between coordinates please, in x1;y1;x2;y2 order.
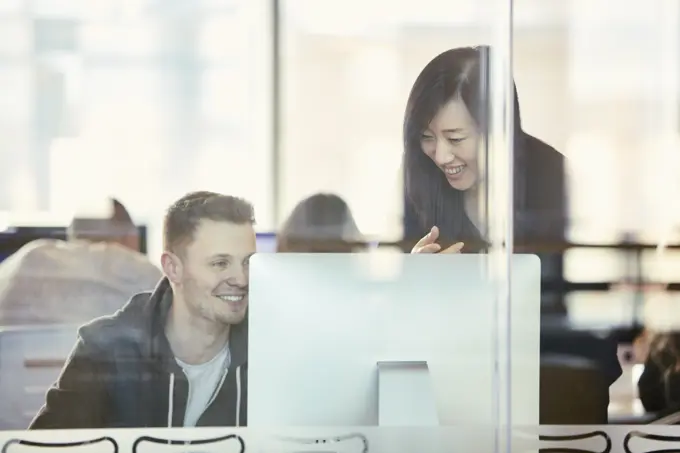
176;343;231;427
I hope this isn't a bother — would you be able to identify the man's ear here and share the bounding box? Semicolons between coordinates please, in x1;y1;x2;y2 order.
161;251;183;284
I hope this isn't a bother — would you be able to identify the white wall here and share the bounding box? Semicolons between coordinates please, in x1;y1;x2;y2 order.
0;0;678;255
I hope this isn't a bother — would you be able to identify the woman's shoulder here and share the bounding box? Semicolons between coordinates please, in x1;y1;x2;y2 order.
524;134;566;168
516;133;568;240
522;134;566;194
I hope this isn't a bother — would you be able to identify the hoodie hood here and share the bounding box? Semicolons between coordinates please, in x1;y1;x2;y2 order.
78;277;249;369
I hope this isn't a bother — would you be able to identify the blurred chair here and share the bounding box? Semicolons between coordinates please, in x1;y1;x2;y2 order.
0;198;161;326
540;354;610;424
0;324;77;429
0;238;161;325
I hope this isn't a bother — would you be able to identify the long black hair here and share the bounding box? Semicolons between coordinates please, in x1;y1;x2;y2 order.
403;46;530;250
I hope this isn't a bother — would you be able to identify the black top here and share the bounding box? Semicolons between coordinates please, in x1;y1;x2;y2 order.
403;134;622;389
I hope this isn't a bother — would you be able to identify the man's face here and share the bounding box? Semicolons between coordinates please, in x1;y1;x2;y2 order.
175;219;256;325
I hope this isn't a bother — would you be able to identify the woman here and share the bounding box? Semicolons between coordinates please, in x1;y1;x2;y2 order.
404;46;566;256
277;193;365;253
402;46;622;422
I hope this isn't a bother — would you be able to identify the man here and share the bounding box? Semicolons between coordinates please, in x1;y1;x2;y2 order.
30;191;255;428
0;198;160;325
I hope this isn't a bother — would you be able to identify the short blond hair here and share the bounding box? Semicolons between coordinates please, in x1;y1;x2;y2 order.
163;191;255;253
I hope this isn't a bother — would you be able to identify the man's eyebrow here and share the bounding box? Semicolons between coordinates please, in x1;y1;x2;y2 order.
210;253;233;260
209;253;255;260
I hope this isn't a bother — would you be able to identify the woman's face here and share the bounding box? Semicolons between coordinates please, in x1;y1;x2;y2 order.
420;98;479;191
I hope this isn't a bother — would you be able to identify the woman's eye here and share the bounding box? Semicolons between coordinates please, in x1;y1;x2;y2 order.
448;137;465;144
421;134;435;141
213;260;229;268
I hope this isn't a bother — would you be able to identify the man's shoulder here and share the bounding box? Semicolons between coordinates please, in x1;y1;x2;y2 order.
77;291;155;353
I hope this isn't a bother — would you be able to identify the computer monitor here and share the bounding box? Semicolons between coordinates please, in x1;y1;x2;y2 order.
255;232;277;253
248;253;541;427
0;225;149;264
0;226;67;264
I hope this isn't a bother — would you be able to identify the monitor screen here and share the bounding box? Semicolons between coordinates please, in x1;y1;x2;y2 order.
248;253;541;427
0;226;66;264
256;232;277;253
0;225;148;264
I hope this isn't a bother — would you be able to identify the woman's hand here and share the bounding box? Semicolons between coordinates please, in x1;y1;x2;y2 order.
411;226;464;254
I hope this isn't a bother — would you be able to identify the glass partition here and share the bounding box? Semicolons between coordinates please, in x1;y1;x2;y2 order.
0;0;274;261
514;0;680;443
276;0;517;449
4;0;680;451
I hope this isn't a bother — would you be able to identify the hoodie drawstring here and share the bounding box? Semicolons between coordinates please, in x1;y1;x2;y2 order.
206;365;230;409
167;372;175;428
235;365;242;427
167;366;242;428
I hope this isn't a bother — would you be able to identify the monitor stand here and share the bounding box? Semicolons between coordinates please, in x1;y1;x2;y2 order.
376;361;440;426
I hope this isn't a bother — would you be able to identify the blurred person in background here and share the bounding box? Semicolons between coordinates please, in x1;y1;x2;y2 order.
277;193;366;253
637;288;680;416
637;331;678;414
401;46;621;421
30;191;253;429
67;198;142;251
0;198;161;325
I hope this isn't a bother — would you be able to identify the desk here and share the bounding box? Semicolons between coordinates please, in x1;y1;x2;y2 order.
2;426;680;453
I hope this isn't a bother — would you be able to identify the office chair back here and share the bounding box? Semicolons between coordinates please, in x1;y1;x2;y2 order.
0;324;78;429
540;354;610;424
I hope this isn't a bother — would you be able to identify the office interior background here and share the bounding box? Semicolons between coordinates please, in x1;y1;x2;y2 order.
0;0;679;419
